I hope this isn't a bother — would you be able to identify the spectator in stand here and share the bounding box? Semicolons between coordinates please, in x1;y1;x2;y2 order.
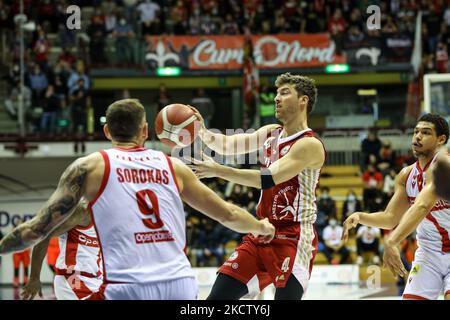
356;225;381;265
188;3;202;35
328;8;347;54
436;41;449;73
322;216;351;265
58;47;77;69
67;60;90;96
191;88;215;128
301;2;324;33
362;164;384;211
382;15;399;34
361;129;382;170
222;13;240;35
170;0;188;35
200;13;219;34
70;78;90;134
4;80;32;119
137;0;161;35
154;83;171;112
28;64;48;108
316;187;336;242
423;2;442;54
113;15;136;67
38;0;57;31
33;26;51;71
378;140;397;174
345;25;365;48
40;85;60;134
383;168;396;204
88;14;108;67
341;190;362;225
444;2;450;28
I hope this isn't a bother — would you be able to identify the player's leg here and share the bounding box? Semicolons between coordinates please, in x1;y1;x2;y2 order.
207;273;249;300
207;240;262;300
12;253;20;287
23;253;30;285
274;274;304;300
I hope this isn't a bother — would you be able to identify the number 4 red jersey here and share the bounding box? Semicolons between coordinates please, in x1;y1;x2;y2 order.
89;146;195;284
256;127;325;225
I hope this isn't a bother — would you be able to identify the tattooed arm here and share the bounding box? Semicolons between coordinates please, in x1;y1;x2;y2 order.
0;157;90;254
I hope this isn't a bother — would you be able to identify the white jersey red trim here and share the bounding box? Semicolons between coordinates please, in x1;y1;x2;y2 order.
405;156;450;253
89;147;194;284
55;223;102;278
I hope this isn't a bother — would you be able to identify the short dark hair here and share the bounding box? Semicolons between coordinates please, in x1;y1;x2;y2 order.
106;99;145;142
275;72;318;114
417;113;449;144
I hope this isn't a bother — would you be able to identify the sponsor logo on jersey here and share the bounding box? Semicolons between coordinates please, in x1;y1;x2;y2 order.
134;230;175;244
231;263;239;269
228;252;238;261
78;234;99;247
410;264;420;275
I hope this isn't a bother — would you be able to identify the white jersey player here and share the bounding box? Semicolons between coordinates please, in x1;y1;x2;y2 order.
22;201;103;300
2;99;275;300
343;114;450;300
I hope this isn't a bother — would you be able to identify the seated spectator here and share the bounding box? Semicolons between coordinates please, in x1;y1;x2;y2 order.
222;13;240;35
382;15;399;34
356;225;381;265
154;84;171;112
40;85;60;134
191;88;215;128
436;41;449;73
87;14;107;67
316;187;336;241
328;8;347;54
341;190;362;225
33;26;51;71
361;129;382;171
4;80;32;119
67;60;90;96
322;217;351;265
378;140;397;174
70;78;90;134
362;164;384;211
113;16;136;67
137;0;161;35
383;168;396;202
28;64;49;108
58;47;77;69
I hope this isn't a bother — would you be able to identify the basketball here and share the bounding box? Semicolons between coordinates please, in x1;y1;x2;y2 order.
154;103;199;148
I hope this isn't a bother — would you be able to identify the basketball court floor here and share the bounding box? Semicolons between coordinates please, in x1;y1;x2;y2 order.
0;282;444;300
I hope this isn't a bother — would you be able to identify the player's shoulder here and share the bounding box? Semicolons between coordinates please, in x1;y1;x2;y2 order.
396;164;415;184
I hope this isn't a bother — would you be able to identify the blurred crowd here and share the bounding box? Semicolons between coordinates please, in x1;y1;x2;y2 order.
184;178;259;267
1;0;450;134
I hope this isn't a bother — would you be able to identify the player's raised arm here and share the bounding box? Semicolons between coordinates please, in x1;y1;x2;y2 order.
342;166;412;241
190;135;324;189
21;201;90;300
190;105;278;155
0;156;93;254
170;157;275;242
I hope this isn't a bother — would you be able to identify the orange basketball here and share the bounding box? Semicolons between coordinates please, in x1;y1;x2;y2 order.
154;104;199;149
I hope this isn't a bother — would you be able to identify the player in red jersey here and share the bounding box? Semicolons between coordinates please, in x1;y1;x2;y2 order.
191;73;325;300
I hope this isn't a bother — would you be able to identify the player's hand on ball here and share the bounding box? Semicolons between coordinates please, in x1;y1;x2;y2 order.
21;278;43;300
342;212;361;242
254;218;275;244
187;104;206;132
383;240;408;279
